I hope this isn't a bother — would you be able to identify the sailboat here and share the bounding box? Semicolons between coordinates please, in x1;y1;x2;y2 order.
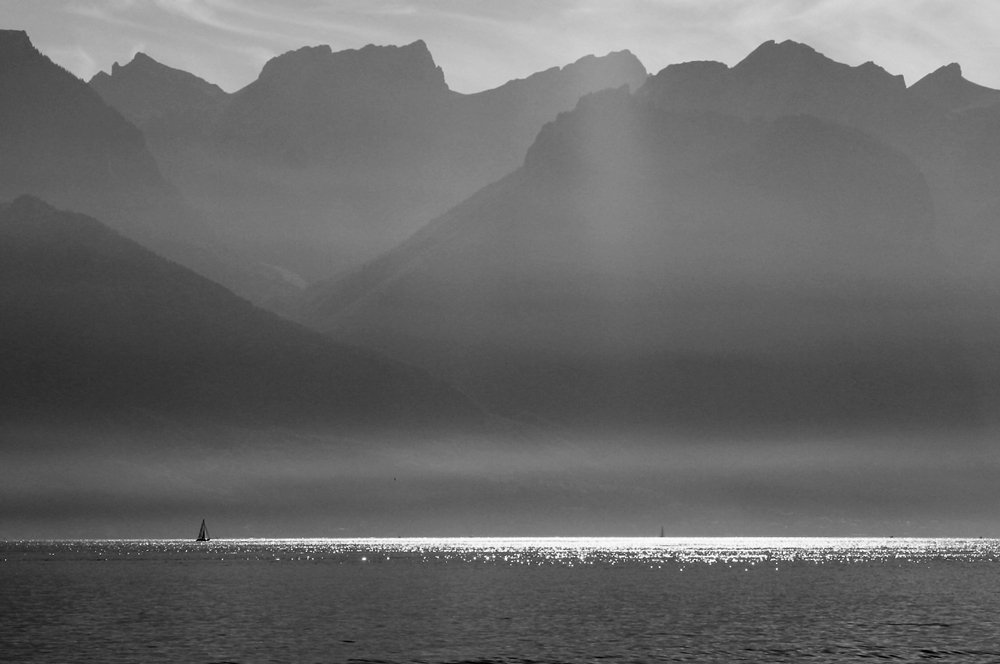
196;519;210;542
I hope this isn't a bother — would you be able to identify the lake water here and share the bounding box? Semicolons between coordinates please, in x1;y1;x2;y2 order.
2;537;1000;663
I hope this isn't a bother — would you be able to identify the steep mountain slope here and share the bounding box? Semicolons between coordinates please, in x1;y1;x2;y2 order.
909;63;1000;112
89;52;229;128
90;43;647;283
0;30;175;240
305;86;982;430
0;29;294;311
0;196;481;427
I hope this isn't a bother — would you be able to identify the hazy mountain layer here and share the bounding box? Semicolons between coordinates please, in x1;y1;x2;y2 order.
90;42;648;284
0;30;173;239
0;29;299;312
90;52;228;126
636;40;1000;286
305;86;987;430
0;196;482;427
14;33;1000;432
87;37;1000;306
637;40;919;141
910;62;1000;112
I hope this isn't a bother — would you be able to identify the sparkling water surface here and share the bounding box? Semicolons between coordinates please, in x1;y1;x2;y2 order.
3;537;1000;663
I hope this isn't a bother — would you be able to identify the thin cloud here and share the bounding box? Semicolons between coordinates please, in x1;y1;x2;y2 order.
365;3;420;17
65;2;148;29
147;0;291;42
191;0;405;49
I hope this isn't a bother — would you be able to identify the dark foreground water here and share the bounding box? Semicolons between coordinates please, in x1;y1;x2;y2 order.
2;538;1000;663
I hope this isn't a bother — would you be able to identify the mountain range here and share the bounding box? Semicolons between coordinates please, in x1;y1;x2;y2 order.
5;31;1000;434
636;40;1000;286
90;41;647;287
0;29;306;314
292;40;1000;431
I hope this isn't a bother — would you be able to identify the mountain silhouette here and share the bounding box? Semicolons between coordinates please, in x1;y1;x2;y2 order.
305;84;980;430
909;62;1000;112
634;40;1000;291
0;30;172;235
13;34;1000;432
637;39;925;145
0;29;298;312
90;52;228;128
90;42;647;284
0;196;482;427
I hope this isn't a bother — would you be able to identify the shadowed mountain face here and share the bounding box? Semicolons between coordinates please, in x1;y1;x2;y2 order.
0;196;482;428
90;42;648;284
636;40;918;142
0;30;171;235
637;40;1000;287
89;52;229;126
305;86;986;431
909;63;1000;112
0;30;298;311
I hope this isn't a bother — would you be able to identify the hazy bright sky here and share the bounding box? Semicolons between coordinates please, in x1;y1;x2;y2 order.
2;0;999;93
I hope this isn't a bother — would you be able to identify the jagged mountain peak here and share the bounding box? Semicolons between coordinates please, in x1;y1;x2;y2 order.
89;49;228;128
936;62;963;77
909;61;1000;111
735;39;823;69
112;51;156;72
97;51;225;94
910;62;966;90
564;49;645;74
474;50;647;102
734;39;904;88
556;50;647;91
107;51;177;77
254;39;448;93
0;29;36;58
0;33;149;159
638;39;909;130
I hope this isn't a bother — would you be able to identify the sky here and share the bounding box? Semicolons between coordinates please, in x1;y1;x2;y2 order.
3;0;1000;94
